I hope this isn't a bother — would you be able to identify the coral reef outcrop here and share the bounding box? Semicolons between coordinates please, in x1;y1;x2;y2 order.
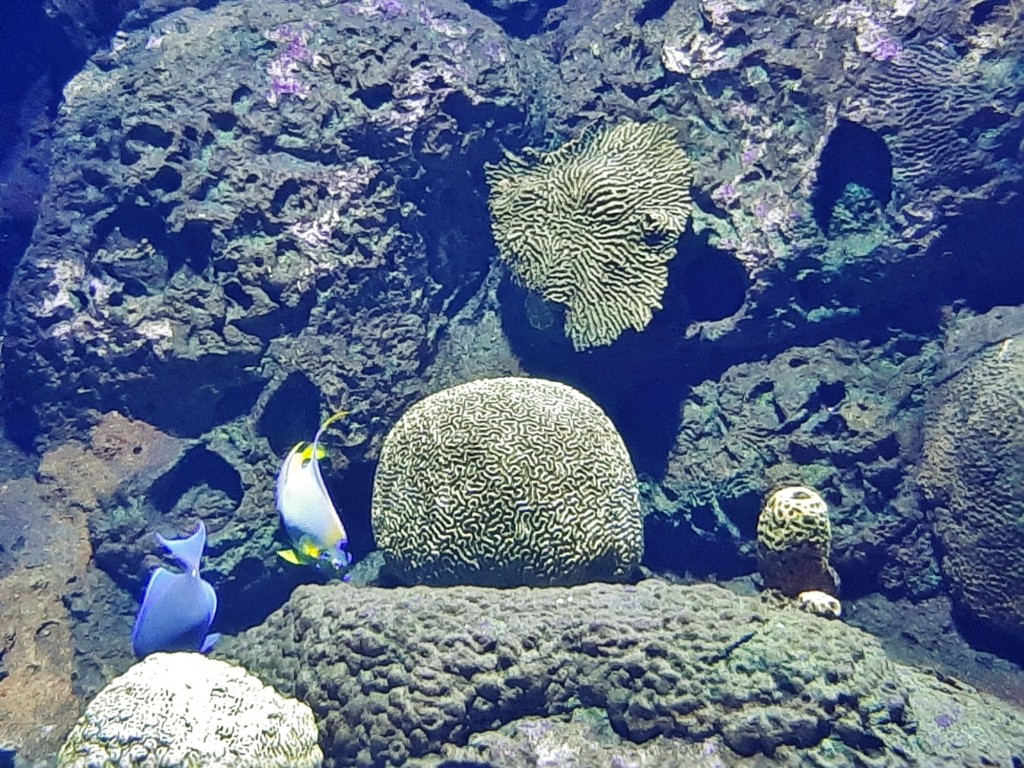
221;579;1024;767
918;307;1024;656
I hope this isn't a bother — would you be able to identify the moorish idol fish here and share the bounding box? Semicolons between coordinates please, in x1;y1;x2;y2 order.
275;410;352;576
131;520;220;658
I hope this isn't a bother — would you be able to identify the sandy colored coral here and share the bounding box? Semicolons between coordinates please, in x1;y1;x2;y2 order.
485;121;693;350
919;331;1024;648
797;590;842;619
371;377;643;586
757;486;838;597
57;652;322;768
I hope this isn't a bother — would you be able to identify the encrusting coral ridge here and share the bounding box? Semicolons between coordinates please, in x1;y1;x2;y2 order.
220;579;1024;767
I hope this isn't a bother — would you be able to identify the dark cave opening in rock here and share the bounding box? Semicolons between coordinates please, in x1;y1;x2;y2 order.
811;120;893;236
932;202;1024;316
460;0;569;38
259;372;322;459
327;460;377;559
498;233;749;476
676;240;748;321
147;446;243;516
635;0;675;25
120;355;264;439
969;0;1011;26
407;101;520;326
642;495;758;580
953;606;1024;667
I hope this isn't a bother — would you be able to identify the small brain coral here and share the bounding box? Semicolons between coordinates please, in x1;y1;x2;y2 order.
757;486;839;598
57;652;322;768
485;121;694;350
371;376;643;586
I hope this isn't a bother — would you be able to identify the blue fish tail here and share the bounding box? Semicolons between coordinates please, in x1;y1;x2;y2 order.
156;520;207;572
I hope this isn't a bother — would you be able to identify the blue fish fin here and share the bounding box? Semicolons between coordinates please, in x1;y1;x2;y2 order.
200;633;222;653
132;566;178;657
202;578;217;625
156;520;207;572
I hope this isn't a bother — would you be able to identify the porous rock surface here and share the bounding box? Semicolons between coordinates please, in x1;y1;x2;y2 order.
409;710;725;767
372;377;643;586
0;474;92;763
2;0;1022;624
0;0;522;649
651;337;940;596
220;579;1024;767
2;0;517;454
521;0;1022;604
918;307;1024;654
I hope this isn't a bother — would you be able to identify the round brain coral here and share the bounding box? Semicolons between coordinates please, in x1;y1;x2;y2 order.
756;486;839;598
485;121;693;351
57;652;321;768
371;377;643;586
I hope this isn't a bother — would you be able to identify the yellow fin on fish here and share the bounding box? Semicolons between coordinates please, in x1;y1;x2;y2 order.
313;410;349;445
298;442;327;463
277;549;304;565
298;539;322;560
278;538;327;567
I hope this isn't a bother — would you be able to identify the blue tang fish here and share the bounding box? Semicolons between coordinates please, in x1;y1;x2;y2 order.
275;410;352;576
131;520;220;659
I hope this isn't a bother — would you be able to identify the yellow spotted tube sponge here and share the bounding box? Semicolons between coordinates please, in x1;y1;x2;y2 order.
756;486;839;598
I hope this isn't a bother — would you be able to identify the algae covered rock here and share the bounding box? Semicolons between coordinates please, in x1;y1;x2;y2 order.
220;579;1024;767
57;652;322;768
371;376;643;586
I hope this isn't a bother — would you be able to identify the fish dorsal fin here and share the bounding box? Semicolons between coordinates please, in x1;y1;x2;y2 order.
310;410;348;495
156;520;207;573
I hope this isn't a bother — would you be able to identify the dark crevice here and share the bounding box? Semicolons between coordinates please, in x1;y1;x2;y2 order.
460;0;568;38
259;372;322;458
147;446;243;514
970;0;1009;26
812;120;892;236
499;231;748;475
354;83;393;110
679;245;748;320
635;0;674;25
119;353;264;438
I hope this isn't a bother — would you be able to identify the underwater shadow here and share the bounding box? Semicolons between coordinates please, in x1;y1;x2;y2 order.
498;232;748;475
